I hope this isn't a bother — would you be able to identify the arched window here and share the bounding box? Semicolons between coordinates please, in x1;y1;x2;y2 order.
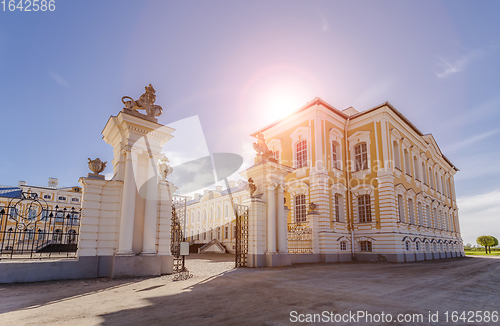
358;195;371;223
225;204;229;218
210;208;213;221
393;141;401;169
294;194;306;223
360;241;372;252
217;207;221;219
197;211;200;222
429;168;434;188
295;140;307;169
340;241;347;251
203;210;207;221
433;242;438;251
433;208;438;229
354;143;368;171
203;228;206;240
405;241;411;251
408;198;415;224
425;242;430;252
416;242;420;251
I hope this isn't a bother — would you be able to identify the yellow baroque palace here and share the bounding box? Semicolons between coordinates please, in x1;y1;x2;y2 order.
186;97;463;262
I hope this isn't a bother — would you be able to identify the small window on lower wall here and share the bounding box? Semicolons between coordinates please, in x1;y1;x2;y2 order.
405;241;411;251
340;241;347;251
360;241;372;252
416;242;420;251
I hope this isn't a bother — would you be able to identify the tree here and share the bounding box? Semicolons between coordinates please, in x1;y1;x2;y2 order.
476;236;495;254
490;236;499;254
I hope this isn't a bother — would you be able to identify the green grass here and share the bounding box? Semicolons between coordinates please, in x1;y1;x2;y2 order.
465;250;500;256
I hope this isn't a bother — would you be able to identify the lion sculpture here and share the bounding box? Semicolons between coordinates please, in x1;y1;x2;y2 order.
122;84;163;118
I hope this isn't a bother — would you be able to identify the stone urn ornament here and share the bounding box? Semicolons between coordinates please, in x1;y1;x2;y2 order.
88;158;107;179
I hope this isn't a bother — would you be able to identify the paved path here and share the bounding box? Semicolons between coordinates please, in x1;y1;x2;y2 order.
1;255;499;325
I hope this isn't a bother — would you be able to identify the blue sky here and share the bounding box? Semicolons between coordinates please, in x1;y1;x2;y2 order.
1;0;499;245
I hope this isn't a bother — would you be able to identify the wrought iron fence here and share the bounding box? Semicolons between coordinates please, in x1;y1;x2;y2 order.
0;192;81;259
287;223;312;254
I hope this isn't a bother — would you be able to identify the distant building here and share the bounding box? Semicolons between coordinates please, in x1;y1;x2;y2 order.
0;178;82;253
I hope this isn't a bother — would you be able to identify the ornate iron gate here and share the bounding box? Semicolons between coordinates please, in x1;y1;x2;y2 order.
287;223;312;254
0;192;81;259
234;203;248;268
170;196;192;280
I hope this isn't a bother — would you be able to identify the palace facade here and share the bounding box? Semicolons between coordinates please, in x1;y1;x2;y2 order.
185;97;463;262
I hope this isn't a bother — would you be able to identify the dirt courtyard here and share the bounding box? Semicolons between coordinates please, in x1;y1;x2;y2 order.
0;254;499;325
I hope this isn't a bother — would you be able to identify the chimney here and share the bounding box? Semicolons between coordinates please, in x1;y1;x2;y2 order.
18;181;27;187
228;181;237;188
48;177;59;188
203;189;209;195
215;185;223;192
194;193;201;201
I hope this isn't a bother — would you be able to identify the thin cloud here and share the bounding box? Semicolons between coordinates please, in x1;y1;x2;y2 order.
436;49;485;79
318;12;329;32
457;190;500;246
48;71;70;88
445;128;500;153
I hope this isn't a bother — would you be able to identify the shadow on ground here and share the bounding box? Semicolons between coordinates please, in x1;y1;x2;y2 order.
98;256;500;326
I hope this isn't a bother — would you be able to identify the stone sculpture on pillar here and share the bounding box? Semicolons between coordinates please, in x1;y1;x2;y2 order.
253;132;277;164
158;155;173;181
121;84;163;122
87;158;107;179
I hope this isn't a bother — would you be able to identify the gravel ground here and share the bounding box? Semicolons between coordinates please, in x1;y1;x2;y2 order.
0;254;499;326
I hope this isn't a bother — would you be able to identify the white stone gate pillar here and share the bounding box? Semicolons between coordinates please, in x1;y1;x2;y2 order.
79;87;177;278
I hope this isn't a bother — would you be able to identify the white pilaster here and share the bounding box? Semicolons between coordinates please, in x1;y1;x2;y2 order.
142;154;159;254
276;185;288;253
266;184;277;254
117;149;137;255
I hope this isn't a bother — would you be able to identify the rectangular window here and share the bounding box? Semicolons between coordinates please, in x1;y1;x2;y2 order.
71;198;79;202
43;194;51;200
358;195;371;223
58;196;66;201
426;205;431;227
408;199;415;224
393;141;401;169
404;149;411;175
225;226;228;239
340;241;347;251
398;195;404;222
418;203;423;225
334;195;340;222
354;143;368;171
414;157;419;180
422;163;427;184
360;241;372;252
296;140;307;169
295;194;307;223
332;142;338;169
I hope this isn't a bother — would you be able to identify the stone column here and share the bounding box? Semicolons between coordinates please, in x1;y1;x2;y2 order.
142;154;159;254
117;148;137;255
276;184;288;253
266;184;277;254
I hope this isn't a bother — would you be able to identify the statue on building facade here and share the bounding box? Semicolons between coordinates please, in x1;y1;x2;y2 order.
122;84;163;119
158;156;173;181
248;178;256;197
253;132;276;162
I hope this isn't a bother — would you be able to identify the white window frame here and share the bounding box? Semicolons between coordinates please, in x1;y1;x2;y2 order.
290;127;311;170
348;131;371;179
329;128;344;170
